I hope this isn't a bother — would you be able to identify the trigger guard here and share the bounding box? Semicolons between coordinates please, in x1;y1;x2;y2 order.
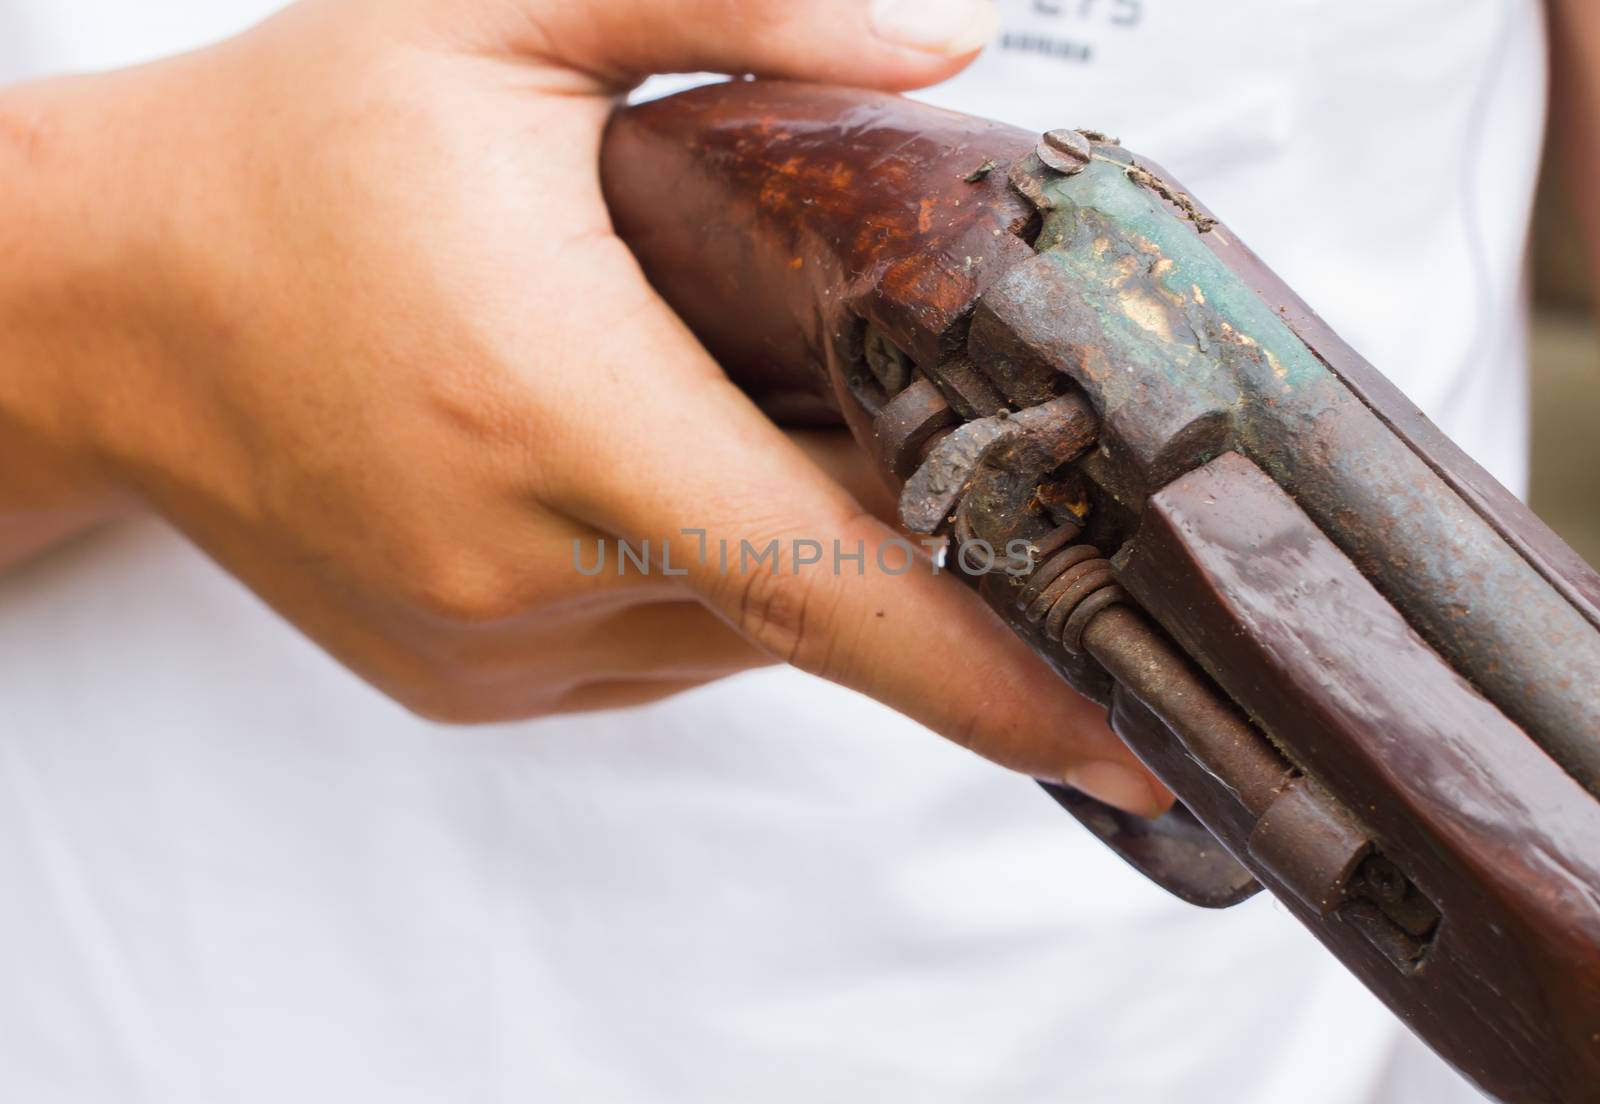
1043;678;1261;908
1040;784;1261;909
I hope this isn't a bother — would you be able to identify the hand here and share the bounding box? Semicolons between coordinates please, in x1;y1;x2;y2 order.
0;0;1171;816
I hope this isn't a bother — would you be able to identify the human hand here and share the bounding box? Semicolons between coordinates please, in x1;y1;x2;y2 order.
0;0;1171;816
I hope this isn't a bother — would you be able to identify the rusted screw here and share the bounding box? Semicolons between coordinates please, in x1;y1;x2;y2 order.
863;324;912;395
1362;857;1409;905
1036;129;1093;175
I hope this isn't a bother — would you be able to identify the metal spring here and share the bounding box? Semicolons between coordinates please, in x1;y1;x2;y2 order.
1014;523;1128;656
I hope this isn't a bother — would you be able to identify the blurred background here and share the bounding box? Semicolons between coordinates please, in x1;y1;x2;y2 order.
1531;157;1600;562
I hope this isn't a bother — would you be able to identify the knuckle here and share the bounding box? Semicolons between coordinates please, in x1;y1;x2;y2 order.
725;557;835;672
404;548;529;628
424;363;549;455
716;510;881;677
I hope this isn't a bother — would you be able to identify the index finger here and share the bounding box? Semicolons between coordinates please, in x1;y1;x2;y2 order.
540;290;1172;817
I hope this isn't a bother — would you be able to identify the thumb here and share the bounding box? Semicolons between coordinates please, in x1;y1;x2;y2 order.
477;0;999;88
558;299;1172;819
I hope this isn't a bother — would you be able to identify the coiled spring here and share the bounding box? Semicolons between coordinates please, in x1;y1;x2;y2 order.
1014;523;1128;656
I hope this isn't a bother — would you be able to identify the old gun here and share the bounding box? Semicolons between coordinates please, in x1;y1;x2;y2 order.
600;81;1600;1102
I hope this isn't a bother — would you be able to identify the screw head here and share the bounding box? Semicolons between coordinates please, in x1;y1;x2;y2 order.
863;325;912;395
1036;129;1092;175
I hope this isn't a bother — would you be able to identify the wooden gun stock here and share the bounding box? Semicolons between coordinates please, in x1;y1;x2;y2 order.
600;81;1600;1102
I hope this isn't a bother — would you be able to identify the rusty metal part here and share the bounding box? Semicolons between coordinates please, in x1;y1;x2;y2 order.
966;302;1063;407
862;323;912;395
872;378;955;479
1003;394;1099;470
963;158;1000;184
1026;521;1082;563
1248;780;1372;917
899;416;1014;536
1343;853;1443;970
1036;129;1093;175
917;426;954;464
1079;605;1292;818
898;392;1096;536
1035;473;1091;528
1043;778;1261;909
958;413;1099;550
1025;543;1126;656
1006;154;1055;214
1061;566;1436;968
921;351;1009;420
1121;162;1217;232
1018;539;1095;615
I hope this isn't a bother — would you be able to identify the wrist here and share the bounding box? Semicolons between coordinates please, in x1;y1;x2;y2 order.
0;65;203;516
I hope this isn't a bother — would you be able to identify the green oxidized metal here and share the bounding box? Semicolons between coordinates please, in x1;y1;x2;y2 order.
989;156;1600;795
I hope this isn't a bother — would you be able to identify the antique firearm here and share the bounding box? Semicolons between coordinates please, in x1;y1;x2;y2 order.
599;82;1600;1102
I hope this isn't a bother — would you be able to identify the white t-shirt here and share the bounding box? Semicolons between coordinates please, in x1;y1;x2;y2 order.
0;1;1543;1101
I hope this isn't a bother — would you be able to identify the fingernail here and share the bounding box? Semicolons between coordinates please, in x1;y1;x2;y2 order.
1063;761;1168;819
870;0;998;57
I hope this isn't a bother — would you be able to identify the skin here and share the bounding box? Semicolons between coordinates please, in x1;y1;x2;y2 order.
0;0;1174;817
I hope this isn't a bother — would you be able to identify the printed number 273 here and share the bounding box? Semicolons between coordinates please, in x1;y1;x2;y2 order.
1032;0;1143;27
